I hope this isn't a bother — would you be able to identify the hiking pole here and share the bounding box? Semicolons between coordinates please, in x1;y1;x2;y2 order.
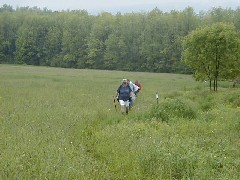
113;96;117;111
156;92;159;104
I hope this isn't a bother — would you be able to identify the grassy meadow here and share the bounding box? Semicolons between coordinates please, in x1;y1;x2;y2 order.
0;64;240;179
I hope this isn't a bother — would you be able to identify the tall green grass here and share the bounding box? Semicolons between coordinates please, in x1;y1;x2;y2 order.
0;64;239;179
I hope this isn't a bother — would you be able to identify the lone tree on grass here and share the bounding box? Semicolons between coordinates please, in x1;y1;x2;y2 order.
182;22;240;91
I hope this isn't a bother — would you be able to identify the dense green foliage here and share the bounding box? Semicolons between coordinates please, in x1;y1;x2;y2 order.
0;5;240;73
0;65;240;179
182;22;240;91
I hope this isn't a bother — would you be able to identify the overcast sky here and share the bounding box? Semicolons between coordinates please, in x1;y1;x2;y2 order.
1;0;240;14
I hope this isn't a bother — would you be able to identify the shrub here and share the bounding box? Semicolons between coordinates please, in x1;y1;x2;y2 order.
224;92;240;108
149;98;197;122
199;95;215;111
184;90;215;111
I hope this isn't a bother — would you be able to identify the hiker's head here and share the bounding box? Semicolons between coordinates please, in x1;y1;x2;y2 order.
122;79;127;86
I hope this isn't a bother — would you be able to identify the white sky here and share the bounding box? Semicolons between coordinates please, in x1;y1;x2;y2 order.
1;0;240;14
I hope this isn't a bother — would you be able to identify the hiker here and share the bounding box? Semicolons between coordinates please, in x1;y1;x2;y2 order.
134;80;142;96
114;79;133;114
127;79;139;108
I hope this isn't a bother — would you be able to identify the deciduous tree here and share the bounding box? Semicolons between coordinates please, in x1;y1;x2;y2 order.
182;22;240;91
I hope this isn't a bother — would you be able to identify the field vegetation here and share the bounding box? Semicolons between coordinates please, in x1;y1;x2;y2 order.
0;64;239;179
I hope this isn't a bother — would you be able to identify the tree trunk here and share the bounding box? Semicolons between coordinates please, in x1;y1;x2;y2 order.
216;77;218;91
209;79;212;91
214;79;215;91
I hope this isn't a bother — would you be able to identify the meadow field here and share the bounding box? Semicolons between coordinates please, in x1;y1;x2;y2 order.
0;64;239;179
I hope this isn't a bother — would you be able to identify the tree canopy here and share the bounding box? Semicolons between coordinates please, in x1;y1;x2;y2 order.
182;22;240;91
0;5;240;74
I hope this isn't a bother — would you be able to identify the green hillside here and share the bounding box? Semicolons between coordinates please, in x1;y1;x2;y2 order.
0;64;239;179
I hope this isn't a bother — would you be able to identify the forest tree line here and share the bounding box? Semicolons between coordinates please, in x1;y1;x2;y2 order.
0;4;240;73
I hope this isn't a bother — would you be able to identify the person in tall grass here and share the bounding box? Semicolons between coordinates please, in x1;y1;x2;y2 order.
134;80;142;96
127;79;139;109
114;79;133;114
